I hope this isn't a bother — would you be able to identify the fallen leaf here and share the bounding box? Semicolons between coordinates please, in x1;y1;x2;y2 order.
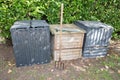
100;68;104;71
107;54;110;56
118;63;120;66
88;64;91;66
118;70;120;74
8;69;12;73
8;61;12;66
8;61;15;67
51;69;54;72
105;65;109;69
83;65;88;68
47;77;52;80
56;74;59;77
71;63;86;72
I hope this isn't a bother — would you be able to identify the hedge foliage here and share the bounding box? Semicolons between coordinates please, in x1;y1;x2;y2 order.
0;0;120;41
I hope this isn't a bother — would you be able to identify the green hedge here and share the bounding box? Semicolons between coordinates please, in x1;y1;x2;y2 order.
0;0;120;42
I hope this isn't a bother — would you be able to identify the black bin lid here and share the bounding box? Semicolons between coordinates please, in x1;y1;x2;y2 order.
10;20;49;30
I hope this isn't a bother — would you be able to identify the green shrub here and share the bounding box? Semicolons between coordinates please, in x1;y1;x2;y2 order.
0;0;120;43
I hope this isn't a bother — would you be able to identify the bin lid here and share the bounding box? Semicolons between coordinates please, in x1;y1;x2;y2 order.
75;21;113;29
50;24;86;35
32;20;49;28
11;20;49;29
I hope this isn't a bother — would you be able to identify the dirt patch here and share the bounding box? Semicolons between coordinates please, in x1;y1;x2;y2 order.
109;40;120;55
0;44;14;61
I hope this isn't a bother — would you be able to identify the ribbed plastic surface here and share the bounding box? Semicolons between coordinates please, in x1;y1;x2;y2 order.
10;20;51;67
74;21;113;58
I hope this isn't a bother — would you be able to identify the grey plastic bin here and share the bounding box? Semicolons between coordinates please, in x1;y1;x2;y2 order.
74;21;113;58
10;20;51;67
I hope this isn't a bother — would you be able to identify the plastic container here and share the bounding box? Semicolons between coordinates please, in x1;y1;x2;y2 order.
74;21;113;58
10;20;51;67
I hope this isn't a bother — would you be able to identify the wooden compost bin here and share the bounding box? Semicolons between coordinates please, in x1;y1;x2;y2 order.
50;24;86;61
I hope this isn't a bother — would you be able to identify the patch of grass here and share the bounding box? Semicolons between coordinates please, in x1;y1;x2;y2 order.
0;61;9;73
96;70;113;80
77;53;120;80
26;70;47;80
77;72;89;80
96;54;120;80
39;76;46;80
83;67;113;80
102;61;116;68
100;54;120;68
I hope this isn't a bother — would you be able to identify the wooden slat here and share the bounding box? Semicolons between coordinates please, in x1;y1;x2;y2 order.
54;49;82;61
54;33;84;49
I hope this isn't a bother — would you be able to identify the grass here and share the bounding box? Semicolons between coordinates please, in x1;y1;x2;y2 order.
75;53;120;80
87;67;113;80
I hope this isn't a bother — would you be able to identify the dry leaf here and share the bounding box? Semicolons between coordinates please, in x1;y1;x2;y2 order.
51;69;54;72
47;77;52;80
71;63;86;72
8;69;12;73
100;68;104;71
118;63;120;66
83;65;88;69
107;54;110;56
88;64;91;66
8;61;15;67
105;65;109;69
56;74;59;77
118;70;120;74
8;61;12;66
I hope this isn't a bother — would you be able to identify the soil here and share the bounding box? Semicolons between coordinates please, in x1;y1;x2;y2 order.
0;41;120;80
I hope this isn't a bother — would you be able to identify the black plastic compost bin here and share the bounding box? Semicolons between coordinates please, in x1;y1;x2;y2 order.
10;20;51;67
74;21;113;58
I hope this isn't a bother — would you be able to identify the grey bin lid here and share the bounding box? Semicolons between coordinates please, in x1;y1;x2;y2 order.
14;20;30;25
75;21;113;29
10;20;49;30
32;20;49;27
